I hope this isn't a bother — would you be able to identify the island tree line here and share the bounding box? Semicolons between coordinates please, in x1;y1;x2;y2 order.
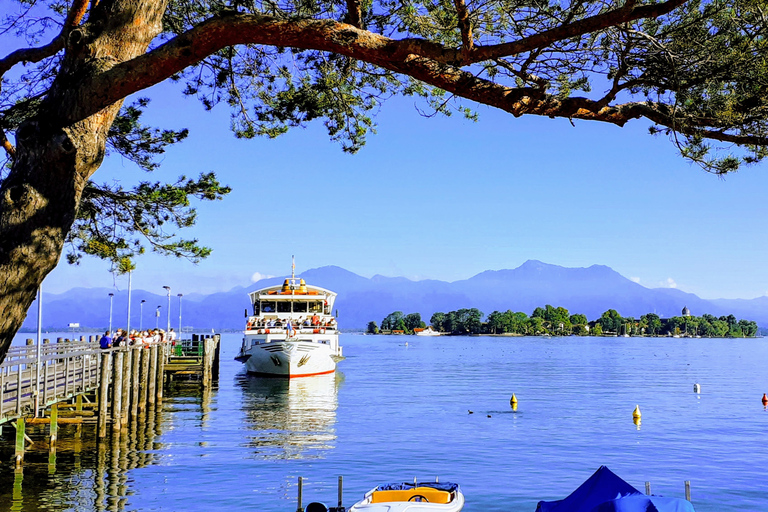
368;306;758;337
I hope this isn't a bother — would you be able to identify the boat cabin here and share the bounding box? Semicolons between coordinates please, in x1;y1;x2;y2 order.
246;277;337;331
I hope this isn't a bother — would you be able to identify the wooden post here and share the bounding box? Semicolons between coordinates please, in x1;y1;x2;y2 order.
685;481;691;501
338;475;343;509
15;418;25;465
121;347;131;426
203;337;214;387
111;351;124;431
212;334;221;381
148;344;158;406
131;347;141;420
155;343;165;403
98;351;112;438
645;482;651;495
139;347;150;412
297;476;304;512
50;403;58;446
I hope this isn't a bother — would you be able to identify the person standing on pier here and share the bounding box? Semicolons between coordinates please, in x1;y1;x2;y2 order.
99;331;113;349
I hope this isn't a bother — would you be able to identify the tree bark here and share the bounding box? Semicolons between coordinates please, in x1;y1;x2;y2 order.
0;0;168;361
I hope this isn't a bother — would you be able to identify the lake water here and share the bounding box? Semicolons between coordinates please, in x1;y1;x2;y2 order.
2;333;768;511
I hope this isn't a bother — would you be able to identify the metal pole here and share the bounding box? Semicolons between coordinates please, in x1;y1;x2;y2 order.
140;300;146;331
163;286;171;332
178;293;183;335
35;285;42;417
126;271;132;335
155;306;161;329
108;293;114;333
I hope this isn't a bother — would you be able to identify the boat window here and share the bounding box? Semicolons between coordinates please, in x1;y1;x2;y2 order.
251;338;266;346
309;302;323;313
277;301;291;313
261;301;276;313
293;302;308;313
319;339;330;345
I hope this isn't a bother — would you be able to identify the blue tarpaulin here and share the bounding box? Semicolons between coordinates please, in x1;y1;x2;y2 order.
536;466;695;512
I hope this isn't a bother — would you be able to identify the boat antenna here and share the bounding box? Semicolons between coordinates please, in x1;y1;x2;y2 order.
292;255;295;280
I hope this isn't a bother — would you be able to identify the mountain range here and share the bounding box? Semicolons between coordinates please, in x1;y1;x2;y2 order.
19;260;768;332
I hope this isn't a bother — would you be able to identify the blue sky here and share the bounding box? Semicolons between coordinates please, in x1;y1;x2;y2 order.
37;79;768;300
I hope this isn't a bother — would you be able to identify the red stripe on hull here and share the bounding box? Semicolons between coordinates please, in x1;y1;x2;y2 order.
246;369;336;379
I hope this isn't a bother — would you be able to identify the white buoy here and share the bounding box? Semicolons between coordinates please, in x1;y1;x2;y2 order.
693;383;701;394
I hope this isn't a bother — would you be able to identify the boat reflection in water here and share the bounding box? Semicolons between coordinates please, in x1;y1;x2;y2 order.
237;371;342;460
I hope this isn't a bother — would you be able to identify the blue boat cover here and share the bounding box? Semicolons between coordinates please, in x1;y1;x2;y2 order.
376;482;459;493
536;467;695;512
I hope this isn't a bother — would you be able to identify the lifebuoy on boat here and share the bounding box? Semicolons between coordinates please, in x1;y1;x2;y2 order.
313;329;319;334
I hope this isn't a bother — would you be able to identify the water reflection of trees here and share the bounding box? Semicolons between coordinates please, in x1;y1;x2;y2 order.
0;383;212;512
237;372;342;460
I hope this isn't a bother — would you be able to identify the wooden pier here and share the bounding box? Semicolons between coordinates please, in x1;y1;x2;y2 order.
0;334;220;463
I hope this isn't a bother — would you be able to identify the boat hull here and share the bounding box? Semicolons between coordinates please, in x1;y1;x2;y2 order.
239;334;342;377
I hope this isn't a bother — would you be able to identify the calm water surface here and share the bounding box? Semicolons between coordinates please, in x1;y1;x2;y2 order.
2;333;768;511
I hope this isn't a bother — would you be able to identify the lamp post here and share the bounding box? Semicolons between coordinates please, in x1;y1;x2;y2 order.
126;270;132;335
177;293;183;335
140;299;146;331
155;305;161;329
163;285;171;332
35;285;42;417
108;293;115;333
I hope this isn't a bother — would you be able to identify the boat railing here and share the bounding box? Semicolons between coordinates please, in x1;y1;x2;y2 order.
244;326;337;334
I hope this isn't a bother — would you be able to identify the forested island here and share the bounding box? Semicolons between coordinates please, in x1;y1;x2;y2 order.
368;306;759;337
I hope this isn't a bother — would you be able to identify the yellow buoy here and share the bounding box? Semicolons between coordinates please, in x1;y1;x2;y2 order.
510;393;518;406
511;402;518;412
633;405;641;419
633;415;641;428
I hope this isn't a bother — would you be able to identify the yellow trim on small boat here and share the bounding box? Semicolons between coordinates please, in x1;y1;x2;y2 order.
370;488;451;504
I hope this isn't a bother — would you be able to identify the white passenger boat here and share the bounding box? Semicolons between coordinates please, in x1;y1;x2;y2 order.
415;326;441;337
235;268;343;377
349;481;464;512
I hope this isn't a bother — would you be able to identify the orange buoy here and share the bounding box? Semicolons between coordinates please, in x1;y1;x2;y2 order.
762;393;767;406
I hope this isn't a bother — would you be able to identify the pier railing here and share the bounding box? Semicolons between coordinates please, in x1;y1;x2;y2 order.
0;340;102;424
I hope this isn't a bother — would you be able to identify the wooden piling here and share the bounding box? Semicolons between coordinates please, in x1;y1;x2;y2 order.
148;344;158;406
131;347;141;419
15;418;25;465
685;481;691;501
645;482;651;495
155;343;165;403
98;351;112;438
139;347;150;412
111;350;124;431
121;347;132;426
212;334;221;381
50;404;58;445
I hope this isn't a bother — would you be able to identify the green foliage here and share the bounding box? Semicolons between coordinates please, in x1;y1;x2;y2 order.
366;321;379;334
381;311;404;331
66;172;231;272
107;98;189;172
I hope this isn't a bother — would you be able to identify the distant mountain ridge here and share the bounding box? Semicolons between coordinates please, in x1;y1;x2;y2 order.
20;260;767;331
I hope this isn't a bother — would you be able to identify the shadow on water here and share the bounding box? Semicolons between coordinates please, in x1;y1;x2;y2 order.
236;372;343;460
0;380;216;512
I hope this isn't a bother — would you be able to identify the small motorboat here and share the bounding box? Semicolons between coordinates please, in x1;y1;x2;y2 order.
348;481;464;512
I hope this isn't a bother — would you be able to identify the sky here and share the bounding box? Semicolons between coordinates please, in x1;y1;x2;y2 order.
29;76;768;301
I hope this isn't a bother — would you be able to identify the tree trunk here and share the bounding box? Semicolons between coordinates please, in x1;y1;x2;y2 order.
0;0;168;362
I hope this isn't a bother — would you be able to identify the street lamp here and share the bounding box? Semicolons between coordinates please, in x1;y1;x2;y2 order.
155;305;161;329
177;293;183;336
108;293;115;333
163;285;171;332
140;299;146;331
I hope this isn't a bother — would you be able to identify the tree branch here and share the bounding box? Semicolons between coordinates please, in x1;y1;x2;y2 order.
59;3;765;147
453;0;473;52
0;0;90;80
